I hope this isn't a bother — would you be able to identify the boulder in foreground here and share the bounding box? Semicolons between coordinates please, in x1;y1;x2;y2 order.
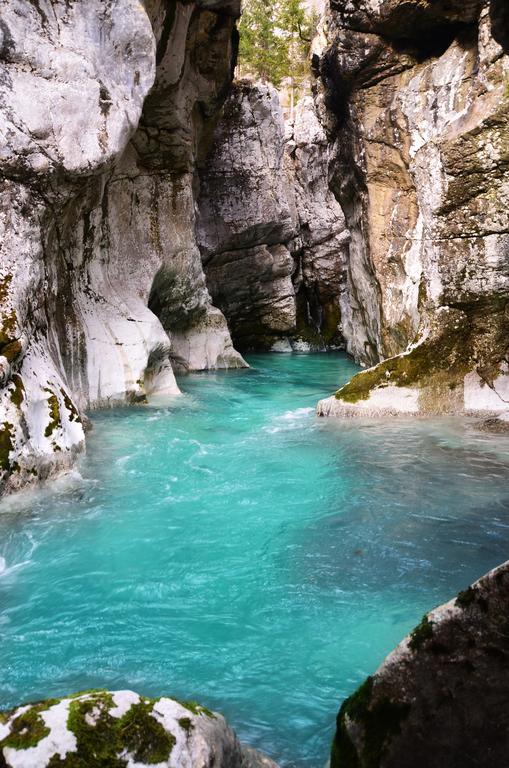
0;690;278;768
331;560;509;768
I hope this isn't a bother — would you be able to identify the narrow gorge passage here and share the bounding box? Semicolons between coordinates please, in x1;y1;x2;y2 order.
1;354;509;767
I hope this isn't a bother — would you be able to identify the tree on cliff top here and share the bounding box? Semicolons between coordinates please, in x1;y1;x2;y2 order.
238;0;286;86
238;0;317;97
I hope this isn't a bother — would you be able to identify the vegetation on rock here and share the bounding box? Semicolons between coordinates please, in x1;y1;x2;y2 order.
238;0;317;103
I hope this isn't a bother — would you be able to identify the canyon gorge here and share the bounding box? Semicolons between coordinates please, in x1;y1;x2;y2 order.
0;0;508;766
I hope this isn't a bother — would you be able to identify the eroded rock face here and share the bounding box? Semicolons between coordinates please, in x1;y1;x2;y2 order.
319;0;509;416
197;81;348;351
331;560;509;768
0;0;244;494
0;690;279;767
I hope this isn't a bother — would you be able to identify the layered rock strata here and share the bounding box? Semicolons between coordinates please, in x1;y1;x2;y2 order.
317;0;509;416
0;689;279;767
0;0;244;494
197;81;348;351
331;559;509;768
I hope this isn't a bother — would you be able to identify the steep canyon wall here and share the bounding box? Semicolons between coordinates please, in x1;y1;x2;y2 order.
317;0;509;417
0;0;244;493
197;80;348;352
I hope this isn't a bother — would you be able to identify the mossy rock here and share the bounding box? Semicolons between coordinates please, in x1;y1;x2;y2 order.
0;422;14;473
43;389;61;438
9;375;24;408
335;302;509;411
331;677;410;768
0;690;245;768
1;703;55;750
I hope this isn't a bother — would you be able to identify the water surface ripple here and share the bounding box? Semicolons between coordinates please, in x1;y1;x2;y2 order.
1;353;509;766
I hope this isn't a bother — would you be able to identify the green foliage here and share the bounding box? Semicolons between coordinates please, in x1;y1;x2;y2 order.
238;0;317;93
238;0;285;86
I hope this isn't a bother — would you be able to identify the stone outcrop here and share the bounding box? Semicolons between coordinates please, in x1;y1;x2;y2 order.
197;80;348;351
330;560;509;768
197;82;298;351
317;0;509;417
0;689;279;767
0;0;245;494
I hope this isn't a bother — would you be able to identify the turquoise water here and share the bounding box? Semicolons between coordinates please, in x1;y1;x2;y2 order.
2;353;509;766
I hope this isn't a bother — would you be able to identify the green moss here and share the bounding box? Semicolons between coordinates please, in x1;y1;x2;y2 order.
63;693;123;767
0;704;51;750
0;275;20;360
60;389;81;424
331;676;411;768
178;717;193;734
2;694;190;767
2;339;22;363
47;693;174;768
44;390;61;438
0;421;14;472
335;313;472;404
337;364;393;404
408;615;434;651
178;700;215;718
67;690;106;699
0;274;12;303
10;375;24;408
0;310;17;347
120;701;175;764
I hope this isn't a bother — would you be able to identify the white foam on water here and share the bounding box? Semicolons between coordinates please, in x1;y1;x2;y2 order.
263;406;315;433
282;407;314;419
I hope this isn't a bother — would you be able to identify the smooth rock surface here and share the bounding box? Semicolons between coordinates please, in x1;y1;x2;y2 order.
0;0;244;494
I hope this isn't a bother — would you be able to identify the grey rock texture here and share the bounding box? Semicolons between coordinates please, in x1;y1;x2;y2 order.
0;689;279;768
288;94;350;350
331;560;509;768
197;81;348;351
318;0;509;416
0;0;244;494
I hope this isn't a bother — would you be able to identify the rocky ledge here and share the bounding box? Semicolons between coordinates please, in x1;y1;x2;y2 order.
331;560;509;768
0;690;278;768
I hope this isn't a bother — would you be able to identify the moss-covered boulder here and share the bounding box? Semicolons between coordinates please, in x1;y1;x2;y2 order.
331;560;509;768
0;690;278;768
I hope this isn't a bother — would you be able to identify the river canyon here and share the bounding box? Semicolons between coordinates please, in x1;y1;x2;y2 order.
0;0;508;766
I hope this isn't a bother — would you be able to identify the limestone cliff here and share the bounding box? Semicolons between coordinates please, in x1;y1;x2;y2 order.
197;80;348;351
331;560;509;768
317;0;509;417
0;0;244;494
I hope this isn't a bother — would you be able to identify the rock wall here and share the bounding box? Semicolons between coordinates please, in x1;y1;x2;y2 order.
0;689;278;767
331;560;509;768
317;0;509;417
0;0;244;494
197;81;348;351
